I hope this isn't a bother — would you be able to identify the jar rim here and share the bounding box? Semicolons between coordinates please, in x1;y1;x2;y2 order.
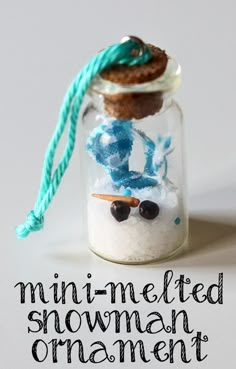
89;56;181;96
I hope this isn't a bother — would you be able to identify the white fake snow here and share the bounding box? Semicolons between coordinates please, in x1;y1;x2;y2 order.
87;176;187;263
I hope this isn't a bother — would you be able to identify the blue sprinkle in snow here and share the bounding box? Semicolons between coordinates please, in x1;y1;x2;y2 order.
123;189;132;197
175;217;181;225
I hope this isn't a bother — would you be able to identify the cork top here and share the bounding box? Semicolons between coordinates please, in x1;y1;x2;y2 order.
101;45;168;84
89;39;181;120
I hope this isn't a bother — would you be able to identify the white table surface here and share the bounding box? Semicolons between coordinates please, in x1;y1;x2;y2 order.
1;1;236;368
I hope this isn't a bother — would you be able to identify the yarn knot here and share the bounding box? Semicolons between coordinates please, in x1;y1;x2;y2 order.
16;211;44;239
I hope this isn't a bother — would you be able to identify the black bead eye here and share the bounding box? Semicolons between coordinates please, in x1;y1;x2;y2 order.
139;200;160;220
110;201;131;222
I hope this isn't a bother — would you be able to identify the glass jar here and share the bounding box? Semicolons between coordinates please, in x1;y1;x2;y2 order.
81;50;188;264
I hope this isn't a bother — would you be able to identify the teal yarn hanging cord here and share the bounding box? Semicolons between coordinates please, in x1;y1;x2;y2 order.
16;37;152;239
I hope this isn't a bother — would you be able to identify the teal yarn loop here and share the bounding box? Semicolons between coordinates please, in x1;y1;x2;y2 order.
16;37;152;239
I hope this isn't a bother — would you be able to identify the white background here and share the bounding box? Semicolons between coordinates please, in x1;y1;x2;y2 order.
0;1;235;368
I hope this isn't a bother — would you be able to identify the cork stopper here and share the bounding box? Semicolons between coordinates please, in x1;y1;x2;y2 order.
100;44;168;120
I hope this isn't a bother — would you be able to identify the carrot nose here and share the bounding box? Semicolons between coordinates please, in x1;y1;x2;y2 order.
92;193;140;207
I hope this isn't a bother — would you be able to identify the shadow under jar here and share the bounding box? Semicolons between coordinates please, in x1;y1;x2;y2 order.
81;44;188;264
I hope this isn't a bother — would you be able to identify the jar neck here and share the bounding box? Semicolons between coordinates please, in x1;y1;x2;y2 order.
89;90;174;120
88;55;181;120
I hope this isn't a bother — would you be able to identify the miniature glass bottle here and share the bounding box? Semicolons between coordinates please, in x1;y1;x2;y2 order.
81;43;188;264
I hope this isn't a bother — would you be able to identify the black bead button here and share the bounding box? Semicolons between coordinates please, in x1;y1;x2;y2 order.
139;200;160;220
110;201;131;222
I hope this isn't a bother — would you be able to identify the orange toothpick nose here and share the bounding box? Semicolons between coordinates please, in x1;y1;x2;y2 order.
92;193;140;207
